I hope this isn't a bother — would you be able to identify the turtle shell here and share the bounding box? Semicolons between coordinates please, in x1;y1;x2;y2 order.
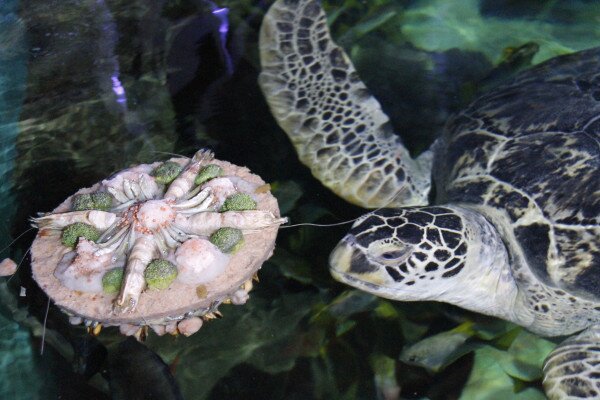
435;47;600;300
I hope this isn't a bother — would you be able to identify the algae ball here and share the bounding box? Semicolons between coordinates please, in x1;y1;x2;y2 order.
209;227;244;253
220;193;257;212
144;259;178;290
71;192;114;211
152;161;183;184
71;193;95;211
195;164;223;185
91;192;113;211
61;223;100;247
102;268;124;294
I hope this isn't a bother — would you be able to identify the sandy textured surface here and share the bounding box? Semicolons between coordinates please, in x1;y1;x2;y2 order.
31;158;281;325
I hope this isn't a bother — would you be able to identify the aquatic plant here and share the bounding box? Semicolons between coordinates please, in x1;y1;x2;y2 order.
401;0;600;63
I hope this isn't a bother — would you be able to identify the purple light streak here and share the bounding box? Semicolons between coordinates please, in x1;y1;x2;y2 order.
111;76;127;104
210;4;233;76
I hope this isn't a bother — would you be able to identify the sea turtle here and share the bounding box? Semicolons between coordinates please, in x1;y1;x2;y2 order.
258;1;600;398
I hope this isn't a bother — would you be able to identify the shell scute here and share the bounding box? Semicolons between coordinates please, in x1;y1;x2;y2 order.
439;48;600;300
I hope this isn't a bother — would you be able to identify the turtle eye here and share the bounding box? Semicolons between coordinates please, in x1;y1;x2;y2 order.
367;241;410;265
380;250;404;260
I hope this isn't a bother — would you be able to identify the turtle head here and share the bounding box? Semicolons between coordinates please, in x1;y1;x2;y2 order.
329;207;469;301
329;206;518;313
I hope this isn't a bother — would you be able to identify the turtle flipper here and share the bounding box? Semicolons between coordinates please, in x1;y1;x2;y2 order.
259;0;431;208
543;325;600;399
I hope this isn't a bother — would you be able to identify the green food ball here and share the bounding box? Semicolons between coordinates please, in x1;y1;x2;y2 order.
209;227;244;253
220;193;257;212
195;164;224;185
71;192;114;211
152;161;183;184
102;268;124;294
71;193;95;211
61;223;100;248
144;259;178;290
91;192;113;211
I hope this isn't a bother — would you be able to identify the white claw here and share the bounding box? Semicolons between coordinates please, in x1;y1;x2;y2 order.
131;180;143;199
123;179;136;200
103;171;160;204
153;232;169;255
139;174;158;199
96;226;129;255
199;177;236;208
159;228;181;249
173;187;212;209
166;225;188;242
107;186;129;204
174;194;215;214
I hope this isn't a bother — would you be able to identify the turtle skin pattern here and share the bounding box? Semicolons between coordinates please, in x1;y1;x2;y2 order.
432;46;600;400
348;207;468;283
437;47;600;301
259;0;431;208
544;326;600;399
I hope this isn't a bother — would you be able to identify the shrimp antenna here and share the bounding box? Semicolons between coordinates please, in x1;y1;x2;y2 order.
280;189;404;229
0;227;36;255
150;150;192;160
7;245;31;283
40;297;51;355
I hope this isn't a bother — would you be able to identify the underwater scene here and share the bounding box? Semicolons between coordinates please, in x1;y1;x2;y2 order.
1;0;600;399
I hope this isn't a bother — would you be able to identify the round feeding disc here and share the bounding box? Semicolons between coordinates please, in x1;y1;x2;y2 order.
31;151;286;336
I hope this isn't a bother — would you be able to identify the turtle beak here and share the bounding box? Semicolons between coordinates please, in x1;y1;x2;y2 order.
329;235;388;288
329;236;355;279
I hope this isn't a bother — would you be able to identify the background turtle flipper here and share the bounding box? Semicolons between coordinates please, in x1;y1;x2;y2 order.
543;326;600;399
258;0;431;208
